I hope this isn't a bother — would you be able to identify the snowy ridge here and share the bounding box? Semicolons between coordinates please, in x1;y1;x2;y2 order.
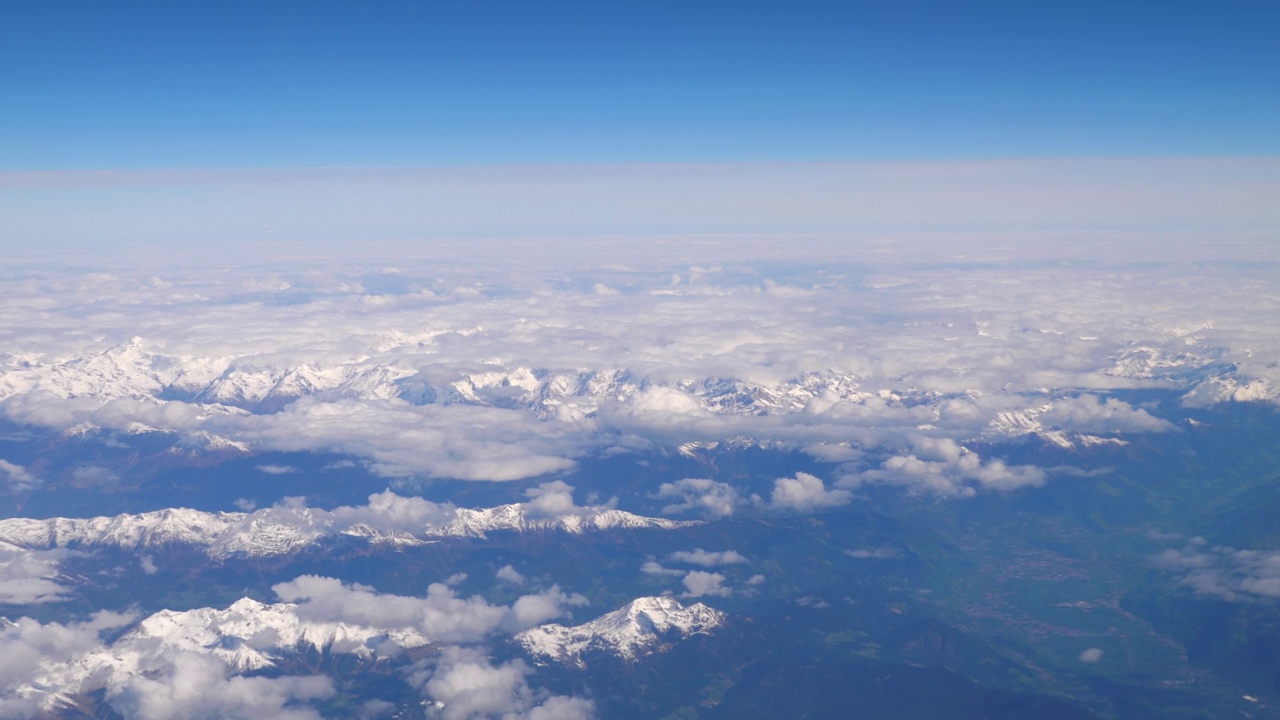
516;596;726;666
5;597;430;711
0;497;692;559
6;593;723;711
0;507;327;559
428;505;692;539
0;338;885;417
128;597;431;670
1181;374;1275;407
987;403;1129;449
1104;346;1224;381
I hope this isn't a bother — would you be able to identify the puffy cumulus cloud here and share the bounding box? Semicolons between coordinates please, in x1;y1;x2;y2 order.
107;651;333;720
654;478;755;518
271;576;585;643
273;576;505;644
1154;544;1280;601
0;543;74;604
412;646;594;720
0;460;37;491
495;565;525;586
667;549;747;567
1078;648;1104;663
522;480;581;519
656;475;857;517
841;438;1045;497
328;490;455;534
597;387;714;441
769;472;853;512
1037;395;1177;434
502;586;589;633
681;571;731;598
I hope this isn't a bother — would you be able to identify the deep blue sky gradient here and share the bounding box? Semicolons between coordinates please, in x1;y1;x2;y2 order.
3;1;1278;169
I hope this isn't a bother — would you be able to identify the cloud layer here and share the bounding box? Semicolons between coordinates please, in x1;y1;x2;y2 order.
0;256;1276;498
1;576;594;719
1155;541;1280;601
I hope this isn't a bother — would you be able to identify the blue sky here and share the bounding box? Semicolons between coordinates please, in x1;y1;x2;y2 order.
2;1;1277;248
3;1;1278;170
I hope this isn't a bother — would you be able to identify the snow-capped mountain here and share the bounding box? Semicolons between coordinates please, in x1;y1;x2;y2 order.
1104;346;1225;382
4;596;431;712
428;504;690;539
127;597;432;672
0;337;884;418
516;595;727;666
5;593;724;713
0;335;1269;484
986;404;1129;449
0;506;329;559
0;496;693;559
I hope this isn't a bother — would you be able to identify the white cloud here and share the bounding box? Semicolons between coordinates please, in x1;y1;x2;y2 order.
256;464;298;475
108;651;333;720
0;610;134;715
0;543;74;604
1078;648;1104;663
411;646;594;720
681;571;731;598
272;576;506;645
271;576;586;643
1038;395;1177;434
0;579;594;718
495;565;525;585
769;472;853;512
522;480;580;519
0;460;37;491
841;438;1045;497
0;257;1277;499
230;400;585;482
1154;544;1280;601
358;699;396;718
640;561;684;577
328;490;455;534
667;549;747;567
654;478;753;518
503;586;589;633
70;465;120;486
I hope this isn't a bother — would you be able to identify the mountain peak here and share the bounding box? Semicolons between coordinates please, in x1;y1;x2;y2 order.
516;595;726;666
